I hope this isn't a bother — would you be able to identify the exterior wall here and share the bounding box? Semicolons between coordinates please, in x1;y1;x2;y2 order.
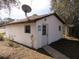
4;15;64;49
36;15;64;48
47;15;64;43
5;23;38;48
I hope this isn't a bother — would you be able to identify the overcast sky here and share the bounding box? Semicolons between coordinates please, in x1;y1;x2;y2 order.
0;0;52;19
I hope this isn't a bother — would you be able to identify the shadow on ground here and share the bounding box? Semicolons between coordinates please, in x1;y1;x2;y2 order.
12;40;52;57
50;38;79;59
37;47;52;57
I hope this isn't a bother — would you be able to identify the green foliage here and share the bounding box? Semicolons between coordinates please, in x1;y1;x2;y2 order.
51;0;79;25
0;32;5;41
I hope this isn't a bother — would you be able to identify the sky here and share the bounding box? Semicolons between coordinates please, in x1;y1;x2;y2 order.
0;0;52;19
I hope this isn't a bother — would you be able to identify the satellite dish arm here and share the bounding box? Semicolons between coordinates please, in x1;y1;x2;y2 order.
25;12;29;20
25;12;27;17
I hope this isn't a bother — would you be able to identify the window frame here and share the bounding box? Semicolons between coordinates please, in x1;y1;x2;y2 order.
25;25;31;33
59;25;61;31
42;25;47;35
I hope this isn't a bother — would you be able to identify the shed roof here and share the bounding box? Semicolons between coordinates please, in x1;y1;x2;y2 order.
0;13;65;26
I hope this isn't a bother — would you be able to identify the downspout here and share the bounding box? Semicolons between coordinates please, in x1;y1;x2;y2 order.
31;34;34;48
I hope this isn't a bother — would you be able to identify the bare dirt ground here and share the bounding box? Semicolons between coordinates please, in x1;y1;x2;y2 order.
0;41;53;59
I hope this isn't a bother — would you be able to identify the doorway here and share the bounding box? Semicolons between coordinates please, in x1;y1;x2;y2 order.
42;24;48;46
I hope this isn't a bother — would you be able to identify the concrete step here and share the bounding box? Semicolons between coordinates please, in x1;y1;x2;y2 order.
43;46;70;59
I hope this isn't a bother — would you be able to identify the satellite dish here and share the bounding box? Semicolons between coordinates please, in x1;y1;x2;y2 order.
22;4;32;13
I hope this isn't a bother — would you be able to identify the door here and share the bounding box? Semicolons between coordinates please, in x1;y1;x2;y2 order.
42;24;48;46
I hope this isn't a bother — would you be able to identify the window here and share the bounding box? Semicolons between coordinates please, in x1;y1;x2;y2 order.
59;25;61;31
38;25;41;31
25;25;31;33
44;18;47;21
42;25;46;35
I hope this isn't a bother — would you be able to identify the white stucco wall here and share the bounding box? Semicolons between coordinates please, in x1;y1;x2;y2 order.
36;15;64;48
4;15;64;49
47;15;64;43
5;23;38;48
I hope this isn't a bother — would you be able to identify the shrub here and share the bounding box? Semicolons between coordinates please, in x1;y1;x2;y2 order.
0;32;5;41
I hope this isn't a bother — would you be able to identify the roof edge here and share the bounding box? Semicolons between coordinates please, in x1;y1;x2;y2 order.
0;13;65;27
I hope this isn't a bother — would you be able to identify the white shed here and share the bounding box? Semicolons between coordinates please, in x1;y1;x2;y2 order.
2;13;65;49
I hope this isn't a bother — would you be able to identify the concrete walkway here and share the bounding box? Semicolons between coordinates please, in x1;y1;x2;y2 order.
43;46;70;59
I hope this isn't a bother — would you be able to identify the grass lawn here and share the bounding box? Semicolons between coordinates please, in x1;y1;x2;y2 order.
50;38;79;59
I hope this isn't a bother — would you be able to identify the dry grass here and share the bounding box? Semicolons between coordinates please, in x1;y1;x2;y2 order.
0;41;53;59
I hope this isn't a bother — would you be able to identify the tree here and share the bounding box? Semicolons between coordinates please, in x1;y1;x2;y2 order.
51;0;79;25
0;0;20;15
0;0;20;25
